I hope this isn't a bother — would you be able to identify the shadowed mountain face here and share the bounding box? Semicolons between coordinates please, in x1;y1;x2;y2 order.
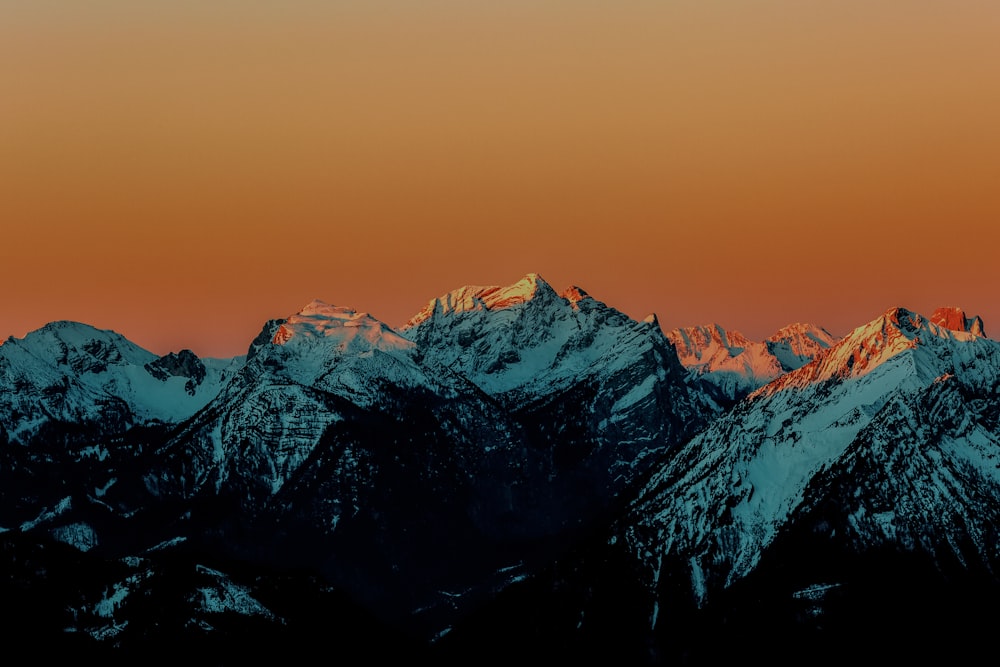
2;286;998;662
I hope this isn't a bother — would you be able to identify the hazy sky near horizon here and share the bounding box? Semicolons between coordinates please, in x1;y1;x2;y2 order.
3;1;999;356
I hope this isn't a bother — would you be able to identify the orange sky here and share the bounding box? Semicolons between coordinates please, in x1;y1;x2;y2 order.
3;1;999;357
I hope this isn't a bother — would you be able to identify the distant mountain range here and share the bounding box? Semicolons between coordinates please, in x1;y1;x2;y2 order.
2;275;997;663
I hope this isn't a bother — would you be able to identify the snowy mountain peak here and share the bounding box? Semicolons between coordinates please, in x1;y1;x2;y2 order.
931;306;986;338
9;320;156;372
482;272;556;310
667;324;751;364
756;306;984;397
0;320;238;437
766;322;837;345
628;304;1000;618
765;322;839;371
666;324;768;370
666;324;785;402
298;299;355;318
667;321;841;404
403;273;556;328
882;306;926;332
272;300;413;352
879;306;982;341
398;274;701;415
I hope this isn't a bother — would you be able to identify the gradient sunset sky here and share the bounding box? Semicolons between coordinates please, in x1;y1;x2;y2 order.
3;1;998;357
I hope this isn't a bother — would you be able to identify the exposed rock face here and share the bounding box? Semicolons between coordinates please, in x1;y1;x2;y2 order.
931;306;986;337
145;349;207;394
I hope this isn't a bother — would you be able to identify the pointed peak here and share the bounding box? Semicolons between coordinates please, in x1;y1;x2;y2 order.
498;272;554;305
970;316;986;338
642;313;661;331
931;306;967;331
931;307;986;337
666;324;755;363
765;323;838;373
867;306;987;341
759;305;986;395
767;322;836;343
560;285;591;307
874;306;926;334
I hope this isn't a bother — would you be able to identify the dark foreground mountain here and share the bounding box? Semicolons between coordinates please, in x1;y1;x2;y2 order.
2;286;998;663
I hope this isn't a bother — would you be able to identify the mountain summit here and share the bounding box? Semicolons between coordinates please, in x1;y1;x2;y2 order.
666;321;837;407
404;273;556;328
930;306;986;337
272;299;415;354
758;306;988;396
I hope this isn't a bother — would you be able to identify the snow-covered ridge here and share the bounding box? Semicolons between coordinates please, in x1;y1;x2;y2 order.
627;305;1000;609
0;321;241;441
765;323;838;371
930;306;986;337
668;322;836;376
403;273;556;329
272;299;415;354
400;273;668;401
668;324;782;378
665;321;837;405
231;299;433;412
756;306;988;397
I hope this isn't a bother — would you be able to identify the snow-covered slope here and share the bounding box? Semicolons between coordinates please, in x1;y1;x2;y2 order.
765;323;838;371
666;324;783;402
121;281;710;633
0;321;240;445
404;273;699;406
261;299;430;406
145;281;707;531
145;300;454;503
625;306;1000;614
401;273;706;475
404;274;643;399
792;371;1000;569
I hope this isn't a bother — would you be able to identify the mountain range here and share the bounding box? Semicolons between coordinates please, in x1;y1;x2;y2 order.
2;274;997;663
